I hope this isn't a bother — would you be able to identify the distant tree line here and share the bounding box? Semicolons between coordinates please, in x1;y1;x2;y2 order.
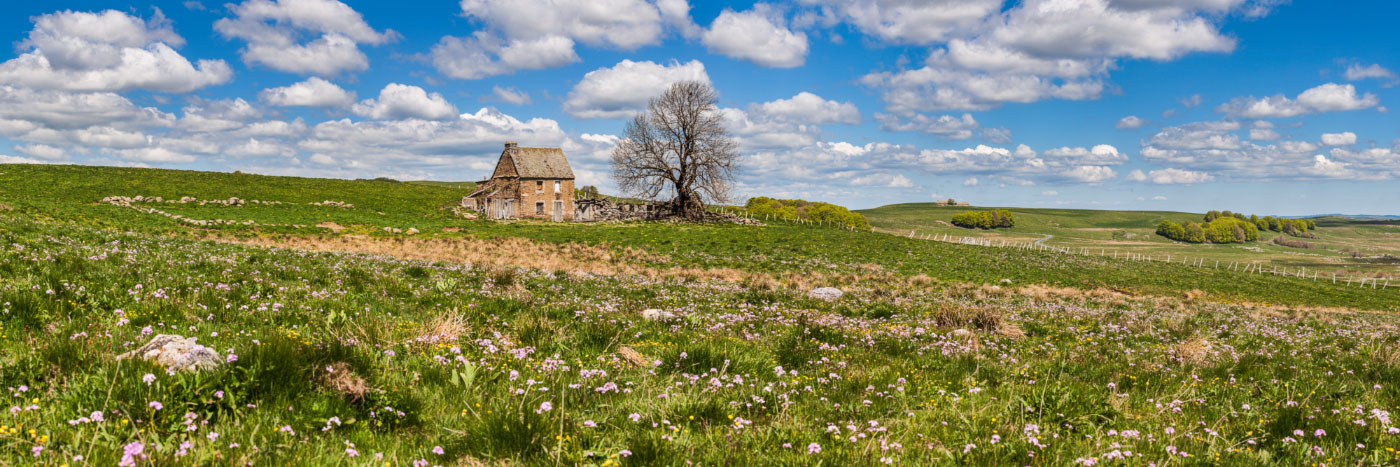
743;197;870;229
1156;210;1318;244
952;209;1016;230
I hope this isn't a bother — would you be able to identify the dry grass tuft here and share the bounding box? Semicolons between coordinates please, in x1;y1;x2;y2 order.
617;346;653;368
0;202;11;211
1183;289;1206;301
319;362;369;402
996;321;1026;340
412;312;466;347
932;304;1002;332
1174;338;1213;365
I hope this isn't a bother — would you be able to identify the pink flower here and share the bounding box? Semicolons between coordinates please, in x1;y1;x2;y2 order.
536;401;553;413
432;446;444;455
148;401;163;411
142;373;155;385
807;443;821;454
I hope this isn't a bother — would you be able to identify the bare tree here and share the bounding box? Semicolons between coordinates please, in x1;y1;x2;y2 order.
611;81;738;219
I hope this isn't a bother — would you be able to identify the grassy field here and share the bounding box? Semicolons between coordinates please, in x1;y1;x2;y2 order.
859;203;1400;279
2;164;1399;465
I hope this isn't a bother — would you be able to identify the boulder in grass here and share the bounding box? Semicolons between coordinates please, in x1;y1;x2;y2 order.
116;335;223;372
807;287;844;301
640;309;676;321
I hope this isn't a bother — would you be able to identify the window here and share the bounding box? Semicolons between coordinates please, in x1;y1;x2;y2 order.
536;202;544;214
554;180;561;193
535;180;544;192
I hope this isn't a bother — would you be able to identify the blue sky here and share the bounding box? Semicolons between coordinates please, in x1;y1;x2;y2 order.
0;0;1397;215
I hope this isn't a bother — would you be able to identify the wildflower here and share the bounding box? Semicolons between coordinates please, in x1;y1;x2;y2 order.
1314;429;1325;438
226;353;238;363
620;449;632;457
148;401;163;411
432;446;444;455
807;443;821;454
584;420;598;428
629;413;641;422
118;441;144;467
536;401;553;413
990;434;1001;444
963;444;975;454
31;446;42;458
280;425;296;436
142;373;155;385
208;432;220;442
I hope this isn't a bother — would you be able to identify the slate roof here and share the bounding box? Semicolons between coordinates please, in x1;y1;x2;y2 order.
507;147;574;179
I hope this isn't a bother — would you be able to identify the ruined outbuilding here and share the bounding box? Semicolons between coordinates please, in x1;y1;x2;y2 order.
464;142;575;221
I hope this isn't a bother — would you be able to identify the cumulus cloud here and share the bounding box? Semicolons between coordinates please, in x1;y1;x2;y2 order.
563;59;709;119
0;9;231;92
1216;83;1379;118
858;0;1244;112
215;0;395;76
1319;131;1356;146
351;83;459;121
1115;115;1147;129
849;173;913;188
963;176;979;186
1061;165;1117;183
1128;167;1214;184
750;92;860;125
798;0;1002;44
429;33;579;80
259;77;355;108
1141;119;1399;180
875;113;980;139
702;6;808;68
16;143;66;161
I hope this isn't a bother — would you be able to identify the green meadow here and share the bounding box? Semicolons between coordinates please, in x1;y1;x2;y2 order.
1;163;1398;465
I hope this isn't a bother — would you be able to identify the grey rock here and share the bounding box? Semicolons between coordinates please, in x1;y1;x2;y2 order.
117;334;223;372
807;287;844;301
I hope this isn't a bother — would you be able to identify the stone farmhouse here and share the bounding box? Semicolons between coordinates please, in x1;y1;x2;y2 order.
464;142;575;221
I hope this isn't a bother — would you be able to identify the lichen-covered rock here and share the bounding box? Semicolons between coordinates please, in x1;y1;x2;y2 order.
807;287;844;301
116;335;223;372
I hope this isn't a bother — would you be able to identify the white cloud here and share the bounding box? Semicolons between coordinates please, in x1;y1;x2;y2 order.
240;34;369;76
1320;131;1356;146
352;83;459;120
1132;167;1214;184
849;173;913;188
215;0;395;76
1216;83;1379;118
657;0;703;39
963;176;979;186
224;138;295;157
718;107;820;150
1152;195;1168;201
702;6;808;68
490;86;531;105
875;113;979;139
0;9;231;92
1115;115;1147;129
1041;190;1058;196
0;85;173;130
460;0;665;50
563;59;709;119
1248;128;1280;141
1142;119;1399;180
857;0;1255;112
1344;63;1396;81
429;33;579;80
16;144;66;161
1061;165;1117;183
259;77;354;108
751;92;859;125
0;155;54;165
179;98;259;133
799;0;1002;44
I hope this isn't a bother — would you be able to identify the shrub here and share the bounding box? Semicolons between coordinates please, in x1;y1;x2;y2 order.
951;210;1015;229
743;197;870;229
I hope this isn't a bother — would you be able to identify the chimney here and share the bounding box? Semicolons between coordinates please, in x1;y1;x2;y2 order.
505;141;518;149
